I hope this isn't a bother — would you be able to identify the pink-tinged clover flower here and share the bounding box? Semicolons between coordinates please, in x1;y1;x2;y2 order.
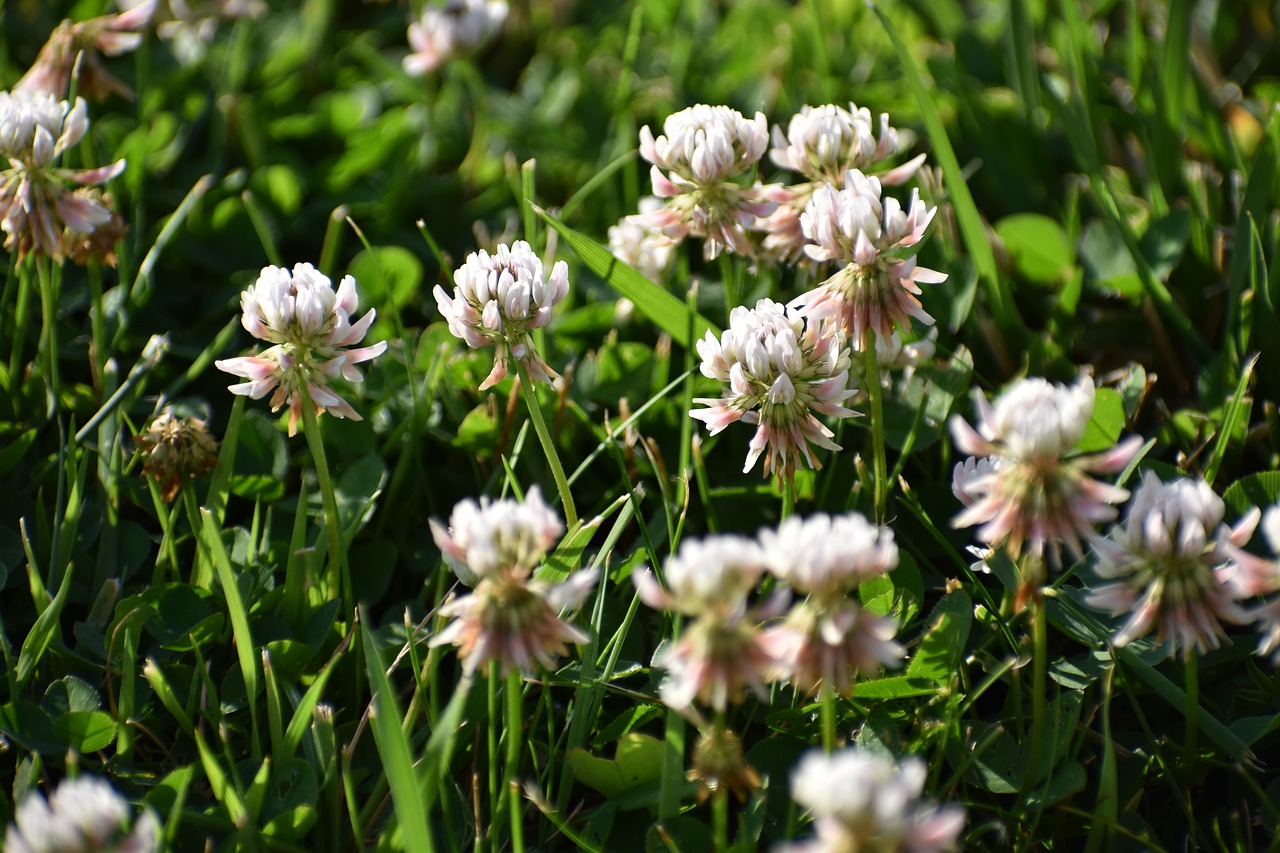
214;263;387;436
119;0;267;67
691;298;857;482
1086;472;1267;659
607;196;676;283
0;90;126;265
435;240;568;391
18;2;155;101
633;535;779;712
428;487;596;675
6;775;160;853
1247;507;1280;662
638;104;777;259
768;103;925;187
949;375;1142;563
780;748;966;853
759;513;904;696
790;169;944;351
403;0;508;76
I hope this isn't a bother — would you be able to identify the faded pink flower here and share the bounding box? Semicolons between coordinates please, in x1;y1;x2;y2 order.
0;90;126;264
790;169;944;351
760;513;903;696
634;535;779;711
950;376;1141;562
429;487;596;674
214;263;387;436
403;0;508;76
1086;471;1266;659
119;0;267;66
607;196;676;283
780;748;965;853
691;298;857;482
18;2;155;101
435;240;568;391
638;104;777;259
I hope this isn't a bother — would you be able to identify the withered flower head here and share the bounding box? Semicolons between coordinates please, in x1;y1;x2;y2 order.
134;409;218;501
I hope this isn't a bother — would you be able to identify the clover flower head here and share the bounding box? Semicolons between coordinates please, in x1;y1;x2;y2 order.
607;196;676;282
120;0;266;66
435;240;569;390
429;486;563;585
429;488;594;675
949;375;1141;562
403;0;508;76
691;298;857;481
791;169;944;351
634;534;778;711
1248;507;1280;662
6;775;160;853
134;409;219;501
781;749;965;853
639;104;776;259
769;103;924;187
761;512;898;598
214;263;387;436
759;512;903;696
688;727;762;802
18;2;155;101
0;89;126;264
1086;471;1267;659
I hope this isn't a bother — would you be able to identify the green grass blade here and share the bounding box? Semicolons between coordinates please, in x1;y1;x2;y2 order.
535;207;718;348
870;1;1018;337
16;555;75;687
1204;353;1257;486
199;507;261;762
359;606;435;853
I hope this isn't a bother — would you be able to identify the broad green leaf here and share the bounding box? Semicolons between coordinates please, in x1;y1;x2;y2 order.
1223;472;1280;516
567;732;665;799
905;590;972;684
1076;387;1126;453
54;711;116;753
453;405;498;452
995;214;1073;284
851;676;945;700
536;208;717;348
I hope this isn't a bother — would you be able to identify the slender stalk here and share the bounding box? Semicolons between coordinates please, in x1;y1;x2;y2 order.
298;388;350;611
820;683;836;753
781;476;796;520
1024;588;1048;800
515;362;577;527
1184;654;1199;767
487;663;500;852
36;258;61;417
506;670;526;853
712;713;729;853
862;331;888;523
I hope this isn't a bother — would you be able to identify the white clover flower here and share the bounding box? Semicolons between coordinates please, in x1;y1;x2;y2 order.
119;0;266;67
0;90;125;264
781;749;965;853
1248;506;1280;661
429;487;595;674
949;376;1141;563
769;103;924;187
638;104;776;259
761;512;898;598
607;196;676;282
215;263;387;436
1087;472;1269;659
435;240;569;390
429;486;563;585
759;513;903;696
6;776;160;853
403;0;508;76
633;534;779;711
691;298;857;481
791;169;945;351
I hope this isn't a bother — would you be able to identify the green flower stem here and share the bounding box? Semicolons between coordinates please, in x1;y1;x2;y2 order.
862;331;888;524
820;683;836;753
516;362;578;528
487;663;500;852
1024;588;1048;802
712;713;730;853
36;258;61;417
1185;654;1199;768
781;477;796;520
506;669;526;853
297;388;350;612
